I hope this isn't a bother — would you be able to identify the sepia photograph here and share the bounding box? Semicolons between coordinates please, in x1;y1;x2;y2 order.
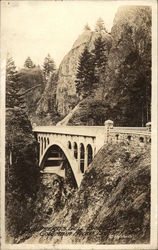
0;0;157;249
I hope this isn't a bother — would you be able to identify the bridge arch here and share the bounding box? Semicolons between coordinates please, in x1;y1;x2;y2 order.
40;140;83;187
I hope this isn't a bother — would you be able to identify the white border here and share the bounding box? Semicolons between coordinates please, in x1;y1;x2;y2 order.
0;1;157;250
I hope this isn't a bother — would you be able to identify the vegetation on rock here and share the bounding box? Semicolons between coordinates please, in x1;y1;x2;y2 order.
75;46;96;98
24;56;36;69
35;71;62;125
62;6;151;126
55;26;112;117
5;57;40;242
18;65;44;122
95;17;107;32
42;54;56;82
22;142;150;244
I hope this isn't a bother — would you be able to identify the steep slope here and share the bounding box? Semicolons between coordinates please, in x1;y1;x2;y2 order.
102;6;151;126
6;107;39;242
23;141;150;244
60;6;151;126
56;102;81;126
35;30;112;124
18;67;44;123
34;72;61;125
56;30;112;116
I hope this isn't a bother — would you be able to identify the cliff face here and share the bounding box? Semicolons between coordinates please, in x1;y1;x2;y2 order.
55;30;112;116
34;72;61;125
18;67;44;124
22;142;150;244
61;6;151;126
103;6;151;126
33;6;151;127
34;30;111;123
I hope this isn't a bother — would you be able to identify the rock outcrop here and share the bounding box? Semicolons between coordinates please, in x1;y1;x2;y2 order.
56;30;112;116
22;141;150;244
18;67;44;124
61;6;151;126
103;6;151;126
33;6;151;126
35;72;60;125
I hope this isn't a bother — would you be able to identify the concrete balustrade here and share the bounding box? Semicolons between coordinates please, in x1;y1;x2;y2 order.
33;120;151;187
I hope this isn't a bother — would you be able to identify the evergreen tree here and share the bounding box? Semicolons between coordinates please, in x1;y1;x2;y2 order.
42;54;56;81
75;46;95;98
84;23;91;31
24;57;35;69
6;56;25;108
6;55;39;239
95;17;107;32
92;35;108;81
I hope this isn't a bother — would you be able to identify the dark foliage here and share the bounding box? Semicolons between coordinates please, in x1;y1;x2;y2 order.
70;6;151;127
42;54;56;82
6;57;25;109
95;17;107;32
5;57;40;242
92;35;108;82
18;66;44;117
75;46;96;98
24;57;35;69
18;66;44;90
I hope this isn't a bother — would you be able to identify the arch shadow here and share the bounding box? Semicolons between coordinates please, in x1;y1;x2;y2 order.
40;141;82;187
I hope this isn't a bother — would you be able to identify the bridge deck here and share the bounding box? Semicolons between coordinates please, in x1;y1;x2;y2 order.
33;126;149;137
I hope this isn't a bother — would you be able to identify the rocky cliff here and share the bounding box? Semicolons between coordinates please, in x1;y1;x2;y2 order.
102;6;151;126
22;141;150;244
35;29;112;123
18;67;44;124
34;72;61;125
58;6;151;126
56;30;112;116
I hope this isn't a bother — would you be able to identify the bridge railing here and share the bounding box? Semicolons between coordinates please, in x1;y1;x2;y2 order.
33;125;150;137
33;120;151;150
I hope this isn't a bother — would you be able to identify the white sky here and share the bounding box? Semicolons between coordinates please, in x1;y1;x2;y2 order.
1;0;152;69
1;1;120;68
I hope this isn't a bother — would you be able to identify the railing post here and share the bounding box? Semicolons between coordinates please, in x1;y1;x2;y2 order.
146;122;151;132
104;120;114;143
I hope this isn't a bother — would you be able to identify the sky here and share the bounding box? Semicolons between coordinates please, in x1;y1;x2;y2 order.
1;0;121;68
1;0;149;69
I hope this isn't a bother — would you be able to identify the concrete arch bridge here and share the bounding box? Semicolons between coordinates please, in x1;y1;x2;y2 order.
33;121;151;187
